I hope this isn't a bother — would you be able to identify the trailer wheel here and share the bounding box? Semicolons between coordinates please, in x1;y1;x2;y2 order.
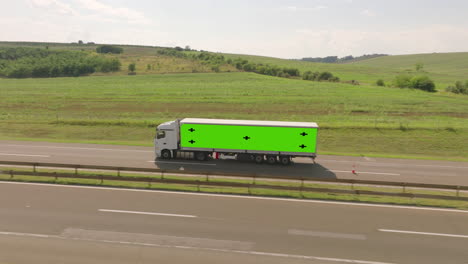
195;152;207;161
254;154;264;164
279;156;290;166
266;155;277;165
161;149;171;159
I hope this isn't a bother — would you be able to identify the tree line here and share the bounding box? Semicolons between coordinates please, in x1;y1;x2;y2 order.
156;47;340;82
301;54;388;63
0;47;121;78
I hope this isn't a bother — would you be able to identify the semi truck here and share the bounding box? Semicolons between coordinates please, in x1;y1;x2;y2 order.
154;118;318;165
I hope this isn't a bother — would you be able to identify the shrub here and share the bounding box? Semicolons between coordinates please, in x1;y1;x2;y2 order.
302;71;313;80
376;79;385;86
317;71;334;81
445;80;468;95
128;63;136;73
393;74;412;88
310;71;320;80
7;66;31;78
157;48;186;58
242;63;255;72
303;71;339;82
410;75;436;92
98;58;121;72
415;62;424;71
96;45;123;54
283;67;300;77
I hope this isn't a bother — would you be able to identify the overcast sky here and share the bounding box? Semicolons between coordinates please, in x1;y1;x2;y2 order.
2;0;468;58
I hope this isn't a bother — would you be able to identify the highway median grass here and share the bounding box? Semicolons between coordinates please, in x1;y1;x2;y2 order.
1;166;467;210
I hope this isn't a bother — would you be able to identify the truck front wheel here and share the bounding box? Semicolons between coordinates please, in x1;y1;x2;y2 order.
161;149;172;159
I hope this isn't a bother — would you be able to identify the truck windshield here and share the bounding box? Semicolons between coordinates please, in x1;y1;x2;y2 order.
156;130;166;139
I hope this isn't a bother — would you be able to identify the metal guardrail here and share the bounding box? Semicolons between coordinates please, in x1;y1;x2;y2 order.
1;160;467;201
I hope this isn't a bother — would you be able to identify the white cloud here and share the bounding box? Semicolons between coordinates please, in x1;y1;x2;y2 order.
284;5;327;12
361;9;376;17
292;25;468;57
75;0;152;25
28;0;153;25
30;0;54;5
29;0;77;15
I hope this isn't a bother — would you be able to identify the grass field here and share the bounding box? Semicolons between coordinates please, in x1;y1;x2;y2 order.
1;72;467;160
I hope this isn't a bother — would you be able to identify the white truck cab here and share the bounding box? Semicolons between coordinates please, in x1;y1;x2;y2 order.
154;120;179;158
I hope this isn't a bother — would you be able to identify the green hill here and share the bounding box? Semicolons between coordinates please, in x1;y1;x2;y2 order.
349;52;468;85
223;52;468;87
2;41;467;88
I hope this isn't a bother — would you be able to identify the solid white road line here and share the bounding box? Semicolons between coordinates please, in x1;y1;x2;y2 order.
1;144;153;153
98;209;197;218
288;229;367;240
0;153;50;158
0;230;394;264
330;170;400;176
0;231;57;238
319;159;468;169
150;160;216;166
2;181;468;214
379;229;468;239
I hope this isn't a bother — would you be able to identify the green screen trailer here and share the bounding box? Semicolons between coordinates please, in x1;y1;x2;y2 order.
179;118;318;157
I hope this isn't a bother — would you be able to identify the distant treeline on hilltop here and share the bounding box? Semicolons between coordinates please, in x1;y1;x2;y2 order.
0;47;121;78
300;54;388;63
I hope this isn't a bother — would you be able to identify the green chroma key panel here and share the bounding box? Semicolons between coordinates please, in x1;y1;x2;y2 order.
180;124;317;153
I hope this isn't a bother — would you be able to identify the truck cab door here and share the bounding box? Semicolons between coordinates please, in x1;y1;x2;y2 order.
155;129;177;149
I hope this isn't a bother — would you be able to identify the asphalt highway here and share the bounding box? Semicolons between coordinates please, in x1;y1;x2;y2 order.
1;181;468;264
0;140;467;185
